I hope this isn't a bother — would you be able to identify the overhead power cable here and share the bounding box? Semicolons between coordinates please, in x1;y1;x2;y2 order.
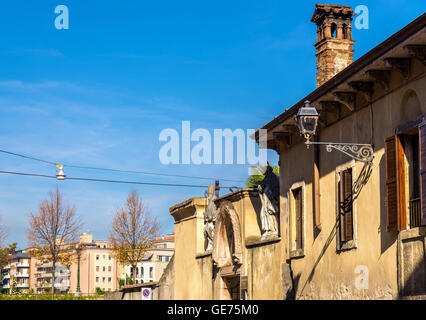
0;170;241;189
0;149;245;183
0;149;57;165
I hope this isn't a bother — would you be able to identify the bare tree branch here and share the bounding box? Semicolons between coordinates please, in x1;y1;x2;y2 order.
27;186;83;294
109;189;160;283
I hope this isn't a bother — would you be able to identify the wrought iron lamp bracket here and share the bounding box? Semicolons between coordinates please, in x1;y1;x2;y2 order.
305;141;374;163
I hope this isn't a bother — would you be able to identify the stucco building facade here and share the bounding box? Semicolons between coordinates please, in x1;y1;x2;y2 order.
122;234;174;284
68;234;120;294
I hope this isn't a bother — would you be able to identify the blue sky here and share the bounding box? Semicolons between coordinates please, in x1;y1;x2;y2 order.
0;1;424;248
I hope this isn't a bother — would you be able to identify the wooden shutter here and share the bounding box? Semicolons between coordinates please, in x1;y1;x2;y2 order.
385;136;407;231
419;122;426;226
385;137;398;231
343;169;353;241
339;169;353;242
397;136;407;231
313;143;321;230
339;172;344;240
294;188;303;250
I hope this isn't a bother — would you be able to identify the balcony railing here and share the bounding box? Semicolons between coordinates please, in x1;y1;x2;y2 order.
409;198;421;228
35;272;53;278
17;263;30;267
15;273;29;278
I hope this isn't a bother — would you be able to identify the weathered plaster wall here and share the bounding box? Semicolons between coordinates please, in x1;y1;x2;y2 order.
171;198;209;299
154;255;174;300
246;241;284;300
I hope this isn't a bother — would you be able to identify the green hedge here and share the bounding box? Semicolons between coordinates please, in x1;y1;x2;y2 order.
0;293;102;300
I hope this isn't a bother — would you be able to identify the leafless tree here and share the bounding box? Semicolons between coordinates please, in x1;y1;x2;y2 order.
27;186;82;294
109;189;160;283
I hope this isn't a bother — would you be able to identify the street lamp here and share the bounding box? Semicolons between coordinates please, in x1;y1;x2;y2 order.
296;100;320;144
56;164;66;180
296;101;374;163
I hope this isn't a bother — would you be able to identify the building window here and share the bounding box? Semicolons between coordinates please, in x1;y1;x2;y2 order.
386;125;426;230
108;277;111;283
102;277;105;283
289;182;305;258
96;277;99;282
96;255;99;260
336;162;357;251
103;266;105;272
165;256;170;262
96;266;99;272
108;266;111;272
149;267;153;279
338;168;354;244
293;188;303;249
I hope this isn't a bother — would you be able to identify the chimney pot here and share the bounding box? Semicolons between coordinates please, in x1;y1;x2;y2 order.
311;4;355;87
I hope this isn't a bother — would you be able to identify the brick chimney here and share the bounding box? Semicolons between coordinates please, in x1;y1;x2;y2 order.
311;4;355;87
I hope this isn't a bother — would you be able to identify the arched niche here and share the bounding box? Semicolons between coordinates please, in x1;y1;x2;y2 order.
399;89;422;124
212;200;242;269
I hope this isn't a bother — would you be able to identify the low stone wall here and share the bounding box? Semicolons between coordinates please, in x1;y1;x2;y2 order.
104;283;158;300
104;291;123;300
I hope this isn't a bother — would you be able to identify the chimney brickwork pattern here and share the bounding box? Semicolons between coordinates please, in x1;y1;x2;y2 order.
311;4;355;88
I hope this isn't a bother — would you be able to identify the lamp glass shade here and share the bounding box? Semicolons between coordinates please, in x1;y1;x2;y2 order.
296;101;319;142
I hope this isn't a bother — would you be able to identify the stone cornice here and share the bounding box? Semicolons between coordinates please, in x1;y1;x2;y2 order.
169;197;207;222
311;4;354;24
214;188;259;205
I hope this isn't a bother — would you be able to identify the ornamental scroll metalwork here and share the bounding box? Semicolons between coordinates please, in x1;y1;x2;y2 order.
306;142;374;163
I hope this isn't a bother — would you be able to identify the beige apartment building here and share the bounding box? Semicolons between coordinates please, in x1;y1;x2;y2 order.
68;233;120;294
159;5;426;300
2;234;121;295
122;234;174;284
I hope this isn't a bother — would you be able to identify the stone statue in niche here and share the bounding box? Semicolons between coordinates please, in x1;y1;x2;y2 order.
258;164;280;240
203;184;217;253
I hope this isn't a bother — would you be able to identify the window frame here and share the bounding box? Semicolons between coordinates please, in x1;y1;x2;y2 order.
288;181;306;259
335;161;358;252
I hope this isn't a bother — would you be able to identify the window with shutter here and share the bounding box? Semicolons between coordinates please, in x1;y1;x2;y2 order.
289;183;305;258
385;136;407;231
339;169;353;243
294;188;303;250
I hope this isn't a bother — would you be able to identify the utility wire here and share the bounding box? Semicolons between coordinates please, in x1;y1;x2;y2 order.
64;164;245;183
0;170;241;189
0;149;246;183
0;149;57;165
